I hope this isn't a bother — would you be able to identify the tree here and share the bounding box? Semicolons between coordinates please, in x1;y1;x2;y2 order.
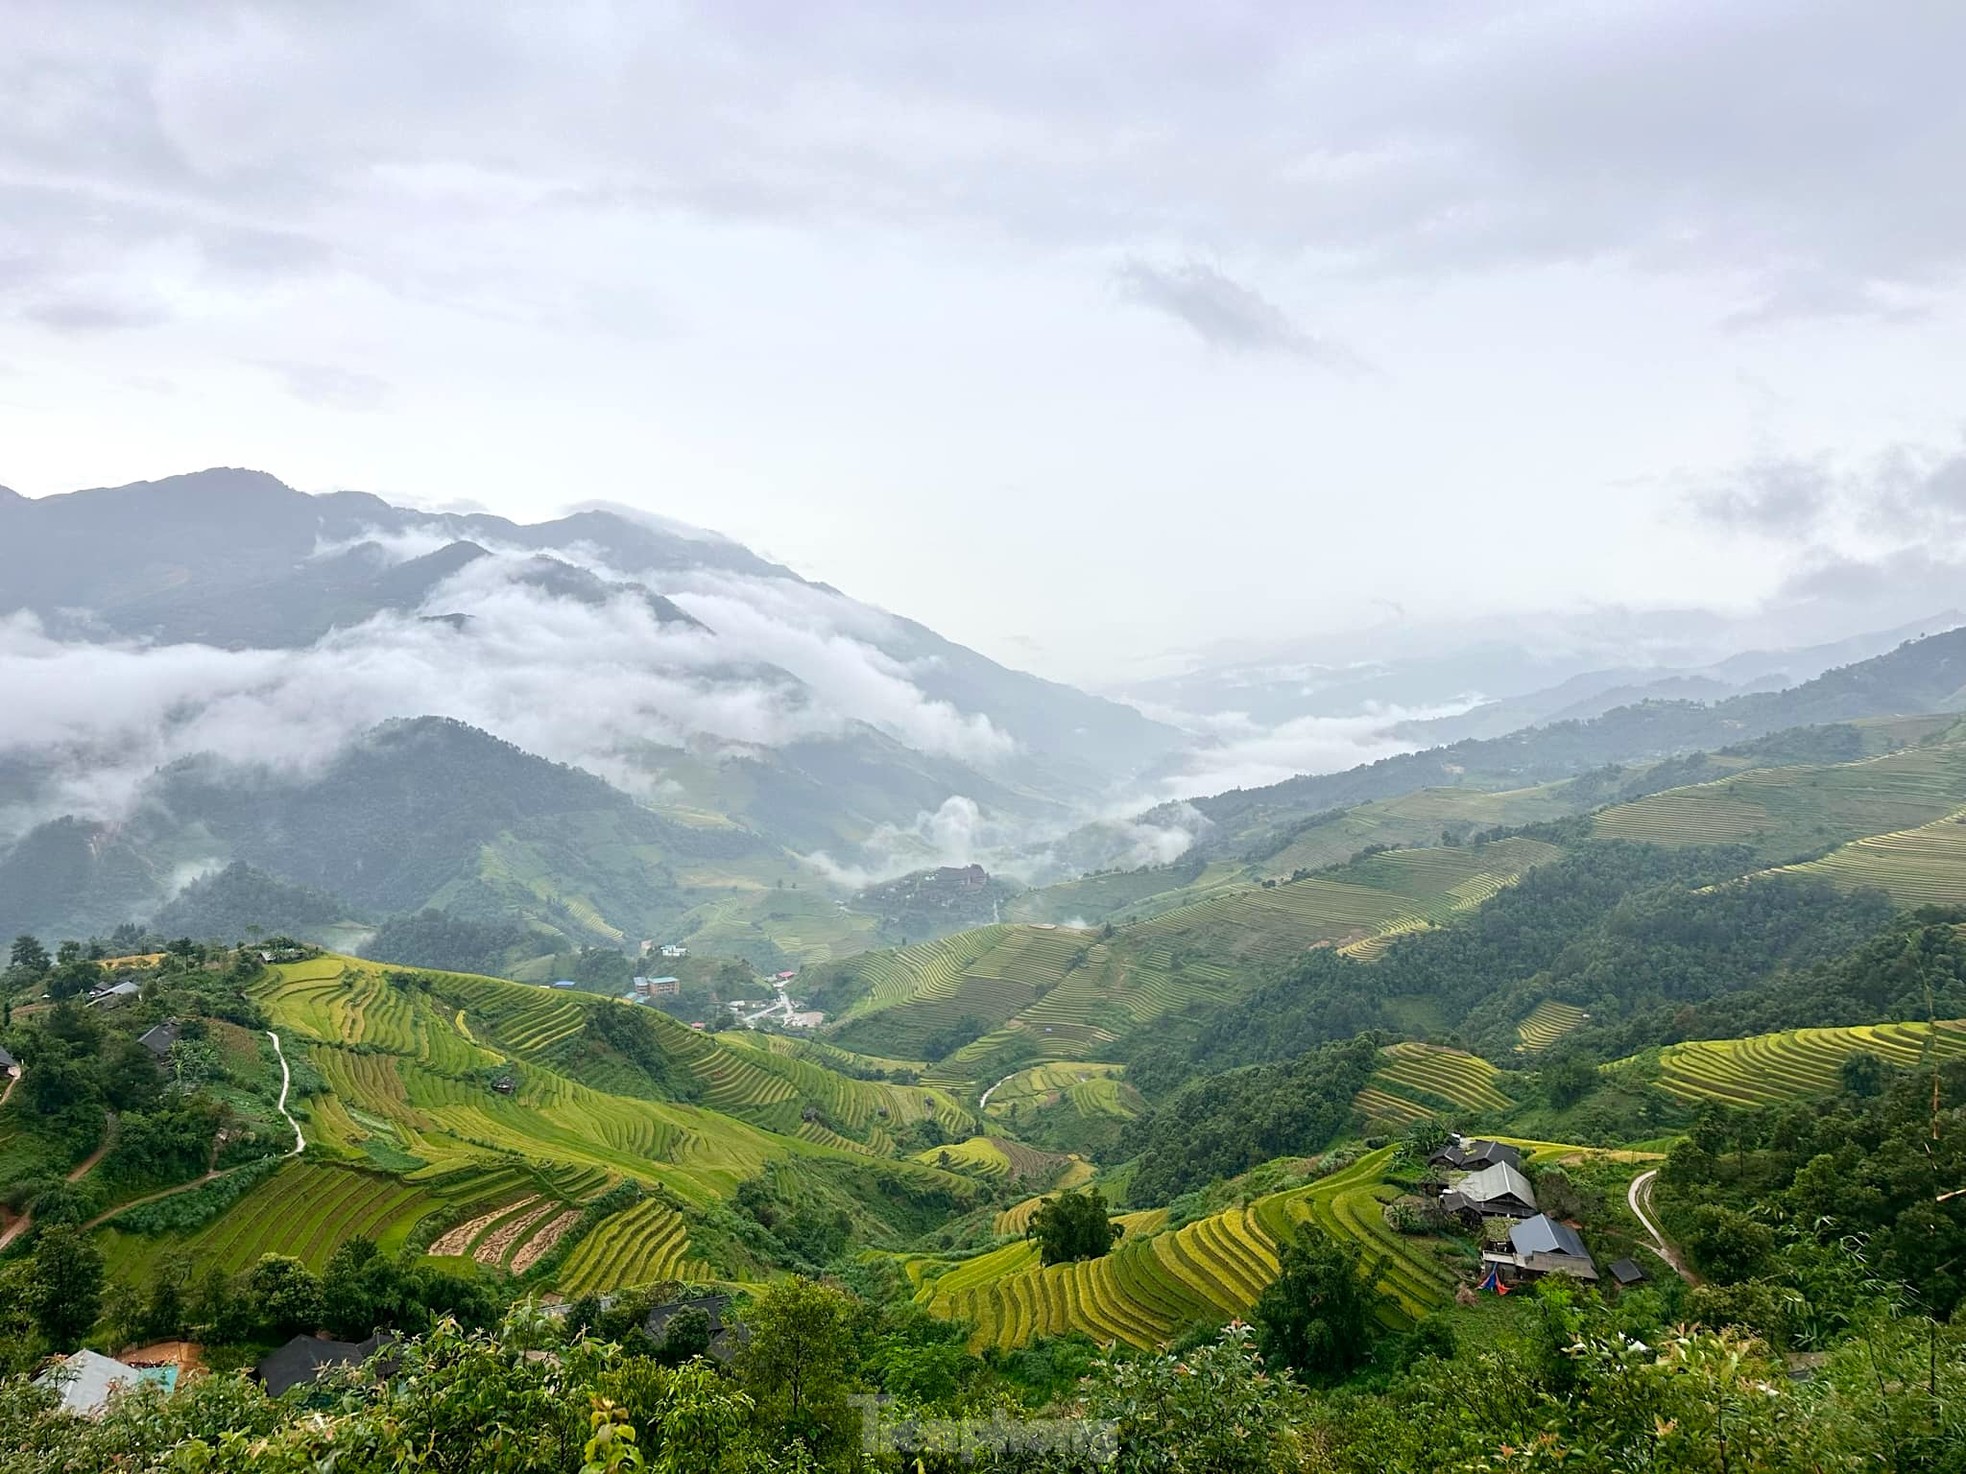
655;1304;713;1365
27;1225;104;1349
1542;1053;1598;1108
1838;1049;1888;1098
8;935;49;978
246;1254;323;1338
738;1276;857;1455
1252;1225;1377;1383
1027;1188;1121;1266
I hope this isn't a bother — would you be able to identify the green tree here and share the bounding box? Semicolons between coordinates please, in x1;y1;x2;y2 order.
738;1276;857;1457
246;1254;323;1339
1838;1049;1889;1097
27;1225;104;1349
1026;1187;1121;1266
8;935;49;978
1082;1323;1301;1474
1251;1225;1377;1383
655;1305;713;1365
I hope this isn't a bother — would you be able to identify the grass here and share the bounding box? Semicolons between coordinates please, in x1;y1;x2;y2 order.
836;838;1563;1090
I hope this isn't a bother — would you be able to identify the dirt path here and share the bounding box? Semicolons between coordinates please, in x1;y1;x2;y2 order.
1628;1168;1699;1285
68;1110;119;1182
267;1030;305;1154
0;1109;118;1252
81;1169;226;1231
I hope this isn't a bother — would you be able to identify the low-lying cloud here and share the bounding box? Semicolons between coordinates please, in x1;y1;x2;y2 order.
0;547;1017;844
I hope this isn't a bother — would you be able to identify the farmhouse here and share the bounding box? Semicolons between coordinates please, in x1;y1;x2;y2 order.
1609;1256;1647;1286
1440;1160;1538;1221
256;1332;397;1397
1430;1136;1524;1172
1481;1213;1598;1283
139;1021;182;1060
0;1043;16;1075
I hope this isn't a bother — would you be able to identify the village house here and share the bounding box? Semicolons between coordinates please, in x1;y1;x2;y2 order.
1429;1136;1524;1173
138;1020;182;1060
34;1350;175;1416
88;978;142;1009
255;1332;397;1397
1481;1212;1599;1284
1439;1160;1539;1222
0;1043;17;1078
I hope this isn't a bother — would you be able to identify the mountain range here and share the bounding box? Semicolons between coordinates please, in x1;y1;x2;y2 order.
4;467;1965;963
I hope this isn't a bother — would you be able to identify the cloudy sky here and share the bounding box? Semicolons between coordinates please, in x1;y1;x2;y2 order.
6;1;1966;683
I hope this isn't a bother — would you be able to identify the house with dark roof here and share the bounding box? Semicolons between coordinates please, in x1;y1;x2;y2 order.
138;1021;182;1060
1440;1161;1538;1222
0;1043;17;1075
256;1332;397;1396
1482;1213;1599;1283
1429;1136;1524;1173
1609;1257;1647;1287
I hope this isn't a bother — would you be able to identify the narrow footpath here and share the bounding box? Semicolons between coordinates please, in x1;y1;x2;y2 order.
267;1030;305;1154
1628;1168;1699;1285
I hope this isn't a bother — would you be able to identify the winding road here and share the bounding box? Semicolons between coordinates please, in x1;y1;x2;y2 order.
267;1030;305;1154
1628;1168;1698;1285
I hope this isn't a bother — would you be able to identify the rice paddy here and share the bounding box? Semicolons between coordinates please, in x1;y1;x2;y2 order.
1353;1043;1514;1126
1761;808;1966;908
915;1148;1461;1351
555;1197;706;1295
1593;743;1966;860
1517;1000;1589;1052
1649;1020;1966;1108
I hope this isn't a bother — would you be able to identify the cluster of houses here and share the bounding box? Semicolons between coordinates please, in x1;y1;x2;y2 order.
1426;1135;1645;1290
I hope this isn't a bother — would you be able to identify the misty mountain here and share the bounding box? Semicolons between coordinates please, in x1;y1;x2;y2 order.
1156;623;1966;853
1388;615;1957;747
0;469;1185;893
0;717;780;945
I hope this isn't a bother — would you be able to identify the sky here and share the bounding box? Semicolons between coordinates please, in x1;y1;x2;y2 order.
6;1;1966;685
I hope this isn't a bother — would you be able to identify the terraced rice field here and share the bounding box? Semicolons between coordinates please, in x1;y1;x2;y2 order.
1517;1000;1589;1052
1763;809;1966;908
982;1063;1138;1123
1651;1020;1966;1108
1593;744;1966;860
556;1197;704;1295
920;1148;1458;1350
1354;1042;1514;1126
106;1161;445;1277
911;1136;1066;1183
1257;785;1580;881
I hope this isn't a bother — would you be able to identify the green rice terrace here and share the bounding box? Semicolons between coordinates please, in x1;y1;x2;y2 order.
1592;738;1966;861
1641;1019;1966;1108
1516;1000;1590;1052
1353;1043;1515;1129
822;836;1564;1091
902;1140;1651;1352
